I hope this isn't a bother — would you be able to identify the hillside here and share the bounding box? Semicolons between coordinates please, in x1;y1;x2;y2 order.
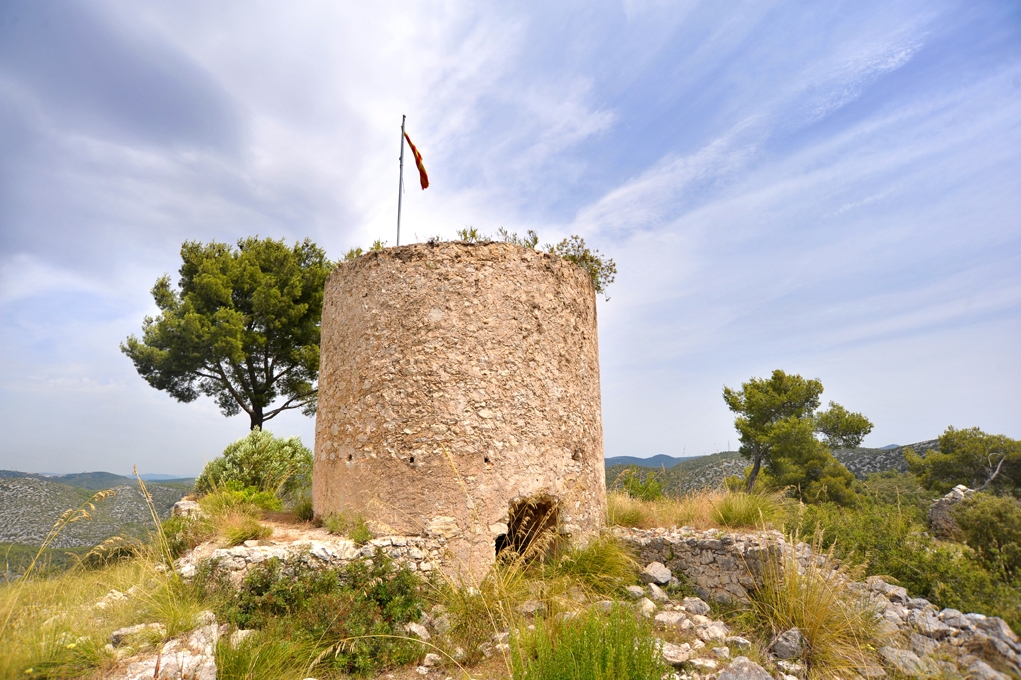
603;454;691;468
606;440;940;495
0;477;188;548
0;470;195;491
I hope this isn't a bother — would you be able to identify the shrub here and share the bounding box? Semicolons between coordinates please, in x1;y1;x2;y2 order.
712;492;782;528
195;428;312;501
954;494;1021;582
203;553;425;676
324;511;372;544
546;235;617;297
787;499;1021;629
744;534;878;677
201;481;283;513
510;604;666;680
618;468;663;501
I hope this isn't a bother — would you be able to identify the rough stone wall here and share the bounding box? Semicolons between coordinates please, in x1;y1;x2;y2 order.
614;527;790;604
313;241;606;573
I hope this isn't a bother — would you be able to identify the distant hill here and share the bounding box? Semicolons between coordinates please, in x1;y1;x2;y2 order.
603;454;692;469
831;440;939;479
0;470;195;491
0;470;133;490
607;451;747;496
606;440;939;495
0;476;188;548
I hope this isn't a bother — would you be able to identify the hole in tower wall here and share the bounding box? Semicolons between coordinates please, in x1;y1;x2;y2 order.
409;456;415;464
495;494;560;560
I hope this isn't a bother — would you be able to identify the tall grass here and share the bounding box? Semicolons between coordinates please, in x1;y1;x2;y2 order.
432;535;639;670
741;533;878;679
607;489;782;530
0;469;219;679
510;604;666;680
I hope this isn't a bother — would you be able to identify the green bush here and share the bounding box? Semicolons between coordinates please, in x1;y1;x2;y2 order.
510;604;665;680
787;499;1021;629
954;494;1021;582
201;481;283;513
200;553;425;676
619;469;663;501
546;235;617;297
324;511;372;545
195;428;312;501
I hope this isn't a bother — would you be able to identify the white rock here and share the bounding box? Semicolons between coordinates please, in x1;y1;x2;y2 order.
647;583;669;602
641;562;672;585
637;597;656;617
406;622;431;641
659;641;692;666
654;611;687;627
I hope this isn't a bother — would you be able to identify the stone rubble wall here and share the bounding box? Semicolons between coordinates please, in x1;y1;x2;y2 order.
613;526;795;605
175;534;447;583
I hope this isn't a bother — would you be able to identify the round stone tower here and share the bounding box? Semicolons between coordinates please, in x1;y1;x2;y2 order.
312;241;606;574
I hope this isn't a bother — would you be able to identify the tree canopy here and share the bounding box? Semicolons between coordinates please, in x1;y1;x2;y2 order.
906;427;1021;494
121;237;333;430
723;369;872;502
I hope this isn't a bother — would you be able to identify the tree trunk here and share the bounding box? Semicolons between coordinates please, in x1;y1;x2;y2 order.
745;450;763;493
250;406;264;431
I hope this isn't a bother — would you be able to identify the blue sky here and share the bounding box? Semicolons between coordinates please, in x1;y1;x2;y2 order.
1;1;1019;476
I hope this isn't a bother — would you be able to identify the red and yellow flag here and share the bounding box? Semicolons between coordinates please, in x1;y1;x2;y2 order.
404;132;429;190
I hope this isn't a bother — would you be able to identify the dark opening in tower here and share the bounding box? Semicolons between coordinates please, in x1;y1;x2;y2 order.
495;494;560;559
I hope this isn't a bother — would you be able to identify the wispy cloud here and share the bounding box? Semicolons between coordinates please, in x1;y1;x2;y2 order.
0;0;1018;473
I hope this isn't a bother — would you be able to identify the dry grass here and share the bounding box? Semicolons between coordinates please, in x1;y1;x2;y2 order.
607;489;783;530
0;556;212;679
742;533;879;679
431;534;639;671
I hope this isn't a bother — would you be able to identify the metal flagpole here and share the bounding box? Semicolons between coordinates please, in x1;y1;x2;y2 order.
396;115;406;246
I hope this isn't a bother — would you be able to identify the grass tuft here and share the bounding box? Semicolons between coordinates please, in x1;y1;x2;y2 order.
221;514;273;547
742;533;878;678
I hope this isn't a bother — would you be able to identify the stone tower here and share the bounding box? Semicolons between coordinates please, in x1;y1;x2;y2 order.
312;241;606;573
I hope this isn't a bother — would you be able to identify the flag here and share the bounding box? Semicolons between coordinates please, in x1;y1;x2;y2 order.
404;132;429;190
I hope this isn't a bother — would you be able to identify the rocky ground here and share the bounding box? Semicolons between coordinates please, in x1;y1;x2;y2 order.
97;505;1018;680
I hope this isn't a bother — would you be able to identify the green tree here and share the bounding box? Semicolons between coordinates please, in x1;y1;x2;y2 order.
905;427;1021;494
121;237;333;430
723;370;872;498
954;494;1021;582
816;402;874;448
